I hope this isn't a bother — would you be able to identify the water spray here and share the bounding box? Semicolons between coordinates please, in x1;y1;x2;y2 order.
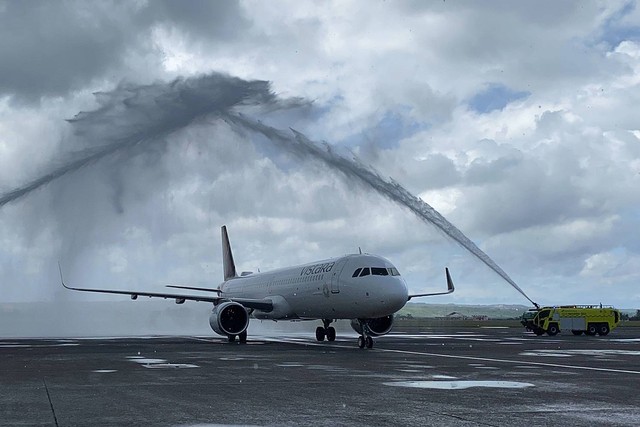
223;114;539;307
0;72;538;306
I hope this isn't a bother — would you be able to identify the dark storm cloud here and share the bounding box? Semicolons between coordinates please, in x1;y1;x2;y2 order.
0;0;249;103
0;1;132;102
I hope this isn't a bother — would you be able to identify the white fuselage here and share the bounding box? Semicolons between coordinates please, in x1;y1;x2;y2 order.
221;254;409;320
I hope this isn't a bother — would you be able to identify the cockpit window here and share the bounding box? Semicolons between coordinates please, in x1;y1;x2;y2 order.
371;267;389;276
388;267;401;276
353;267;400;278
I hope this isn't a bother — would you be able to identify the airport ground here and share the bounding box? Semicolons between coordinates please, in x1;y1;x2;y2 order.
1;322;639;426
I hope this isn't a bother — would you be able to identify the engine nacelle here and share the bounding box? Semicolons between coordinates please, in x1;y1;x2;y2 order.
350;315;394;337
209;301;249;337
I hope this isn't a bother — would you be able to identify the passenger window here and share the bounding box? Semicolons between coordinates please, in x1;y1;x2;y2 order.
359;268;370;277
372;267;388;276
352;268;362;278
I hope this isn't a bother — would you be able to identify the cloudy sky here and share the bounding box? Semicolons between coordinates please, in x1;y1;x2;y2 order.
1;0;639;323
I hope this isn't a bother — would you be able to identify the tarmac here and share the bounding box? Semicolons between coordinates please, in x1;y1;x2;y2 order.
1;325;640;426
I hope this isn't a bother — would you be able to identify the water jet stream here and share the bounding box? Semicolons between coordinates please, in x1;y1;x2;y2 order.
0;72;537;306
224;113;537;307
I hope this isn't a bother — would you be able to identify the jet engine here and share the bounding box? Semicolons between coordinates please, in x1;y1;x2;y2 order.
350;315;394;336
209;301;249;337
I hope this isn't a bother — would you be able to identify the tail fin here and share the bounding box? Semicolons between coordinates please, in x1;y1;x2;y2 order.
221;225;237;281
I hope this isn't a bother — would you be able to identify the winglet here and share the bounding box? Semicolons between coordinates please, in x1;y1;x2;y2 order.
58;261;70;289
221;225;237;281
407;267;455;301
445;267;454;293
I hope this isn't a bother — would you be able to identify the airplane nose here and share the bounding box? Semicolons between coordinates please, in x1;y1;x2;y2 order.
398;277;409;301
386;277;409;312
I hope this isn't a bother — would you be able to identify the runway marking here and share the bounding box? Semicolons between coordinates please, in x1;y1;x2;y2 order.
379;347;640;375
270;337;640;376
43;379;59;427
384;380;534;390
185;335;640;375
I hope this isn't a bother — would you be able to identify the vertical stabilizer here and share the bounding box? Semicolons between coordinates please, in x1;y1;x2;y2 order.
221;225;237;281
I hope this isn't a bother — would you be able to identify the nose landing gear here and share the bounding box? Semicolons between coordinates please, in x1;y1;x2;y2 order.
357;335;374;349
315;319;337;342
355;319;374;349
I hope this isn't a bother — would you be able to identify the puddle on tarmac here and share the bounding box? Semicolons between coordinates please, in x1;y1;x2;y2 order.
143;363;199;369
127;355;198;369
383;380;534;390
520;352;572;357
521;349;640;357
0;343;80;348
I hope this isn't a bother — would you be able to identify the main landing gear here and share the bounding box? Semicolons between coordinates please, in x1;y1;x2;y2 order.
315;319;336;342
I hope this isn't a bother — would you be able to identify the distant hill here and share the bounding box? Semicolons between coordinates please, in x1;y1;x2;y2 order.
397;302;530;319
398;303;638;320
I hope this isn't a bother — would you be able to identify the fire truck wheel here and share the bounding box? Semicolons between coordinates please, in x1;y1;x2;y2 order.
598;324;610;336
547;323;559;336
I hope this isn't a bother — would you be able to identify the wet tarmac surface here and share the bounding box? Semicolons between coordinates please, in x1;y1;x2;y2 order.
2;326;640;426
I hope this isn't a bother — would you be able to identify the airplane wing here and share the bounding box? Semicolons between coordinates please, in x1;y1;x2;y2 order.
59;265;273;311
407;267;455;300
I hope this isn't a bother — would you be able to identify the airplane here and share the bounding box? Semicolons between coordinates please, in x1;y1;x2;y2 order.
61;225;454;349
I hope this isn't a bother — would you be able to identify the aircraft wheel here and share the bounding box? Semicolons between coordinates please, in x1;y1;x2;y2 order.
227;334;236;343
315;326;326;341
598;324;610;336
326;327;336;342
571;330;583;335
238;330;247;343
365;336;374;349
586;324;597;336
357;336;365;349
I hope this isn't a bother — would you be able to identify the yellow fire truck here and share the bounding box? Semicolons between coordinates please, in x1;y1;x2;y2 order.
521;305;621;336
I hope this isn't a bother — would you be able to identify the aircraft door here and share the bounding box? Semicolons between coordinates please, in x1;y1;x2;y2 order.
330;258;347;294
